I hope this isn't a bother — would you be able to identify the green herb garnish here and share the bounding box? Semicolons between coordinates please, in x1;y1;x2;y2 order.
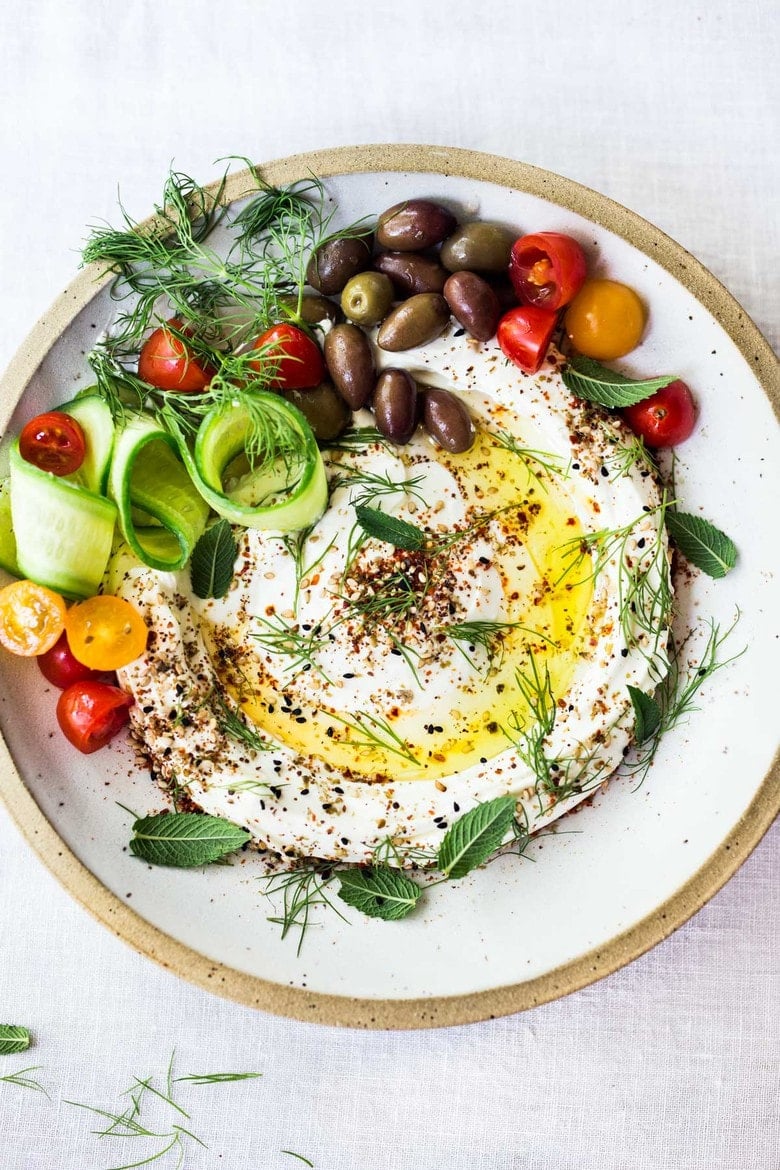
189;519;238;599
665;511;737;578
0;1025;30;1055
337;866;423;921
436;795;517;880
562;356;677;407
128;812;250;868
628;685;662;744
354;504;426;551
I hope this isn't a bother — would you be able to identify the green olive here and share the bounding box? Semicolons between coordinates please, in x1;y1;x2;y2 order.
278;293;342;326
281;382;351;443
341;271;394;326
440;222;515;273
376;293;450;352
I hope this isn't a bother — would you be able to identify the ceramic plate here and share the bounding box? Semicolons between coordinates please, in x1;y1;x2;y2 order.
0;146;778;1028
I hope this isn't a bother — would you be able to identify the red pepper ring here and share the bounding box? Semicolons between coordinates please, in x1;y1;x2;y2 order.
508;232;587;311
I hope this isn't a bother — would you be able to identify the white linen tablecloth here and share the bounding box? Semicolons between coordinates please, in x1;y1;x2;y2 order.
0;2;777;1167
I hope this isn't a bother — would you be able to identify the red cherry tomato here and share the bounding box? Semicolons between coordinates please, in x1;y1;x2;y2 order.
137;318;214;392
496;305;559;374
508;232;587;311
622;380;697;448
18;412;86;476
38;632;115;689
56;681;133;754
251;323;325;390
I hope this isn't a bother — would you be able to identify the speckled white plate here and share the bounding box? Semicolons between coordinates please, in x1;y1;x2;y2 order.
0;146;777;1028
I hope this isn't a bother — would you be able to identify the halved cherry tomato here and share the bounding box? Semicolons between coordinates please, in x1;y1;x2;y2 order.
137;318;214;392
19;411;86;476
623;380;696;448
38;631;115;688
508;232;587;311
0;580;66;657
56;680;133;754
251;323;325;390
496;305;559;374
64;595;148;671
565;279;646;360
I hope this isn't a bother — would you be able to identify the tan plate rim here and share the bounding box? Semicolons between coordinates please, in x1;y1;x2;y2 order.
0;144;778;1030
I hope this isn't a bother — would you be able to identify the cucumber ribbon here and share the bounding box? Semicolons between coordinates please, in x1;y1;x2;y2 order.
164;392;327;533
108;415;210;572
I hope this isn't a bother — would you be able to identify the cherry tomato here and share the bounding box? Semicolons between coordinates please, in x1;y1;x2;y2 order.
251;323;325;390
496;305;559;375
137;318;214;392
508;232;587;311
37;631;115;688
623;380;697;448
564;279;646;360
0;580;66;657
64;595;148;671
18;411;86;476
56;680;133;754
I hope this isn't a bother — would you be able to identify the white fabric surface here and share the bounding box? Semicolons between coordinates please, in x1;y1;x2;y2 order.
0;2;778;1167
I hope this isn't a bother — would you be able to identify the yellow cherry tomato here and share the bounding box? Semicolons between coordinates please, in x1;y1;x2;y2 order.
564;278;647;360
64;594;148;670
0;579;66;656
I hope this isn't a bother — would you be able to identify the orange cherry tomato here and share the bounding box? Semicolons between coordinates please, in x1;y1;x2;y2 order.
564;279;647;360
0;580;67;656
64;595;148;670
137;318;215;393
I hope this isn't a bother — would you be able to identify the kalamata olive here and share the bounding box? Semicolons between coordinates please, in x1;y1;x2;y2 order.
443;271;501;342
440;222;515;273
376;293;451;352
341;271;394;327
373;369;418;444
376;200;457;252
373;251;448;296
485;275;519;313
279;292;342;326
324;324;375;410
422;387;476;454
281;382;351;443
306;235;372;295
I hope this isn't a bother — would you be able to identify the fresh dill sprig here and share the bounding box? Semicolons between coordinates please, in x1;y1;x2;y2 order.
626;612;744;784
252;612;340;682
322;426;394;454
604;432;658;480
344;562;428;622
491;430;569;489
260;862;345;956
329;709;422;767
505;653;558;795
330;466;428;510
211;690;274;753
278;526;336;615
445;619;555;674
0;1066;49;1097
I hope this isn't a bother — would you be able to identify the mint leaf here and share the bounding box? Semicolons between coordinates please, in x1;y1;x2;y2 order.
562;356;676;408
437;795;517;879
190;519;238;599
354;504;425;551
627;685;662;744
665;512;737;578
129;812;250;868
0;1026;30;1056
337;866;423;921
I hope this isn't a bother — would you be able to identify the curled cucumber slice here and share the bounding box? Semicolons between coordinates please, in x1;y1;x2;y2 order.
108;415;210;572
171;393;327;533
8;444;117;598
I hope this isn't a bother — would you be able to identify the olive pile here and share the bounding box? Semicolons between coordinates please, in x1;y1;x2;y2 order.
288;199;518;453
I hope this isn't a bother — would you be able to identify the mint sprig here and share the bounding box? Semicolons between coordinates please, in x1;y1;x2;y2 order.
665;512;737;579
437;795;517;879
337;867;423;921
354;504;426;551
628;685;662;744
0;1026;30;1056
129;812;250;868
562;356;676;408
190;519;238;599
